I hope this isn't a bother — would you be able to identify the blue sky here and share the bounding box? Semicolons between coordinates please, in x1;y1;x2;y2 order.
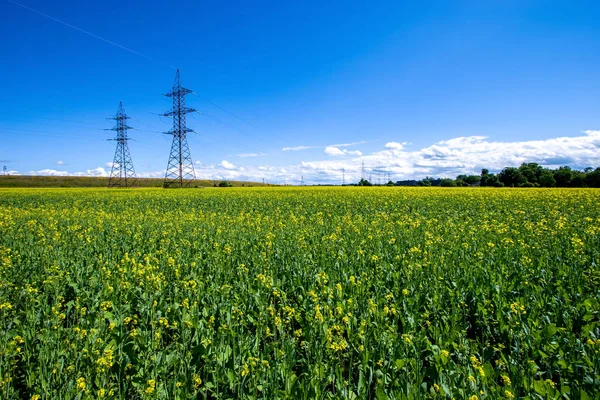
1;0;599;184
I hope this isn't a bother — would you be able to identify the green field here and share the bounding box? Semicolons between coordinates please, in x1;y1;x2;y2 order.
0;175;271;188
0;187;598;399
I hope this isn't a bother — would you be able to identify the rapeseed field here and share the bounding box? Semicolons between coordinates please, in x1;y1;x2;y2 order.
0;187;598;399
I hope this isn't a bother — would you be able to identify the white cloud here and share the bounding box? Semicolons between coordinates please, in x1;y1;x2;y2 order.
346;150;363;156
105;162;115;168
325;146;346;156
220;160;236;170
237;153;267;158
282;145;316;151
137;171;165;178
385;142;404;150
28;169;69;176
330;141;367;148
56;160;64;165
325;146;363;157
284;141;366;152
20;130;600;185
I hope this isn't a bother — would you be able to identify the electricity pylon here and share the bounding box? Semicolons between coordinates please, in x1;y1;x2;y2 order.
108;102;136;188
163;69;196;188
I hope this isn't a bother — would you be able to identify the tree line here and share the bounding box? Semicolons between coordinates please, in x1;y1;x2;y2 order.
392;163;600;187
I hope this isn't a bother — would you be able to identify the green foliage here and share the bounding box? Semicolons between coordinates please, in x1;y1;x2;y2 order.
457;175;481;186
539;170;556;187
480;163;599;188
498;167;527;187
554;166;573;187
439;178;456;187
0;187;599;399
0;176;271;188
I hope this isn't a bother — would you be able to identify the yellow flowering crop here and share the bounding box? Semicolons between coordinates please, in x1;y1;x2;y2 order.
0;187;598;398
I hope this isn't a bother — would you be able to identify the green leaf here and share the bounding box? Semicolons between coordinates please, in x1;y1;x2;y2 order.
533;380;547;396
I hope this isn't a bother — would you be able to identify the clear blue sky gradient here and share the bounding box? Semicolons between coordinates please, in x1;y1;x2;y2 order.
1;0;599;182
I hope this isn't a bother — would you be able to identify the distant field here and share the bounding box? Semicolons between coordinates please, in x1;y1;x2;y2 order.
0;175;271;188
0;187;599;399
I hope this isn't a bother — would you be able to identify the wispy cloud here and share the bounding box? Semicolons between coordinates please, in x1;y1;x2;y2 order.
28;167;110;177
330;140;367;148
282;141;367;152
56;160;64;165
237;153;267;158
282;145;317;151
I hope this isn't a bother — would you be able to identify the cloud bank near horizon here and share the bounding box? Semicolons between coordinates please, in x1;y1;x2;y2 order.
8;130;600;184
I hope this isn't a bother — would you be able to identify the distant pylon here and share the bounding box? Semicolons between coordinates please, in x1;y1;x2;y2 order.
342;167;345;186
300;175;304;186
361;160;365;181
163;69;196;188
107;102;136;188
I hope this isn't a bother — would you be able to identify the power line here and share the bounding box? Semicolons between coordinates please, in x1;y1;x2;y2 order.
7;0;279;160
8;0;271;136
7;0;176;70
205;100;265;132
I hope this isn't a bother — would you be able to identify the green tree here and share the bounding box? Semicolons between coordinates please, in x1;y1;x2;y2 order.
571;170;586;187
553;166;573;187
585;168;600;188
498;167;527;187
539;170;556;187
518;163;543;185
463;175;481;185
440;178;457;187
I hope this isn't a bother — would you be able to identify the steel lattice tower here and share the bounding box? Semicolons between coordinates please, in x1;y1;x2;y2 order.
163;69;196;188
108;102;136;188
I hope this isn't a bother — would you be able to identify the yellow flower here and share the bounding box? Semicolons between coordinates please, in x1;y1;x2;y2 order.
76;377;86;391
441;350;449;358
192;374;202;388
144;379;156;394
469;396;478;400
241;363;250;377
505;390;515;399
31;396;41;400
